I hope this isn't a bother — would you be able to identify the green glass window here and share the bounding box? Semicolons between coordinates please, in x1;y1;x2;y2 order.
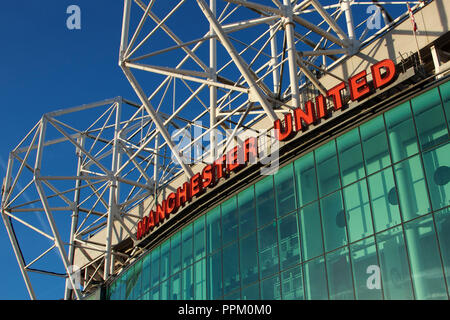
107;81;450;300
141;254;151;296
439;81;450;129
112;282;120;300
261;274;281;300
360;115;391;174
367;167;401;232
316;140;341;196
385;102;419;163
160;241;170;281
106;283;112;300
182;266;194;300
207;250;223;300
118;275;125;299
376;226;413;299
150;246;160;289
116;281;123;300
160;279;169;300
170;232;181;275
298;201;324;260
238;186;256;237
337;128;365;186
126;270;132;297
151;286;159;300
294;152;318;207
117;285;127;300
141;291;149;300
223;242;240;296
242;282;260;300
350;237;382;300
194;216;206;261
404;215;448;299
128;262;142;299
274;164;297;217
221;197;238;246
182;224;193;269
206;207;221;254
278;212;301;270
422;142;450;211
136;260;144;299
108;282;117;300
321;190;348;252
343;179;374;242
119;280;125;300
255;176;276;227
326;247;354;300
224;291;241;300
394;155;431;221
194;258;206;300
121;270;129;300
258;221;279;278
170;273;181;300
434;208;450;290
240;232;259;286
127;267;136;300
304;256;328;300
281;266;304;300
411;87;449;150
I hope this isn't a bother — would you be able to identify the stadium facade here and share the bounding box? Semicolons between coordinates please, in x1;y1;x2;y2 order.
106;78;450;300
2;0;450;300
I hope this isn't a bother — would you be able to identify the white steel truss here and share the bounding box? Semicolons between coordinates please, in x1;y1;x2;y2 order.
1;98;196;299
2;0;425;300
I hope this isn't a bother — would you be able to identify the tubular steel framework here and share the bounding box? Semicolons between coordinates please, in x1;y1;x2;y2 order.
1;0;426;300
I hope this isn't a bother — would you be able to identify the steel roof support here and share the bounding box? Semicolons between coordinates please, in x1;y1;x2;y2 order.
104;100;122;280
64;135;84;300
196;0;278;122
283;0;300;109
310;0;349;45
292;15;347;48
132;0;208;72
296;58;328;97
1;210;36;300
124;62;248;93
34;119;82;300
341;0;358;52
223;0;283;16
269;21;281;95
120;0;132;62
121;66;195;178
153;133;159;197
209;0;218;163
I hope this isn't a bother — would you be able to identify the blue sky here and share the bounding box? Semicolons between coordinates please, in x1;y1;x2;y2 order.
0;0;411;300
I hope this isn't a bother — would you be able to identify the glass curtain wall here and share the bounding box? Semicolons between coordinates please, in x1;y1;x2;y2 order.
107;81;450;300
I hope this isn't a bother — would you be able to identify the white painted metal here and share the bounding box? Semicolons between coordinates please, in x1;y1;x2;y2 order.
210;0;218;163
283;0;301;109
64;135;84;300
103;100;121;280
431;45;443;79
